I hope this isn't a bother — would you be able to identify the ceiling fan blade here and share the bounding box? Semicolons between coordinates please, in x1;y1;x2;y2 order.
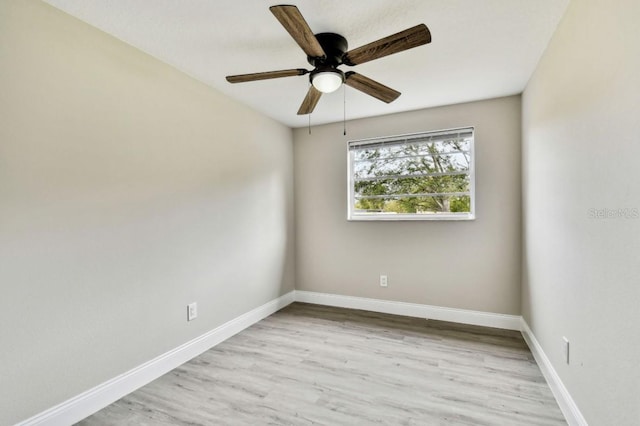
270;5;326;59
226;69;308;83
297;86;322;115
342;24;431;66
345;72;400;103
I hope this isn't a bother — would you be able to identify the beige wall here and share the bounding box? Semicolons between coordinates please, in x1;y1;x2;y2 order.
522;0;640;424
294;96;522;314
0;1;294;424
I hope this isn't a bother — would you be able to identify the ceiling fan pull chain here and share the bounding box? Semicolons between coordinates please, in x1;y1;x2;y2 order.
308;82;312;135
343;84;347;136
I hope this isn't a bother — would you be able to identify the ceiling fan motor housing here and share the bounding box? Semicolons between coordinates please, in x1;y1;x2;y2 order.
307;33;348;67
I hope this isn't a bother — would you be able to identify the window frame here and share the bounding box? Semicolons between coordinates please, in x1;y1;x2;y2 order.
347;127;476;221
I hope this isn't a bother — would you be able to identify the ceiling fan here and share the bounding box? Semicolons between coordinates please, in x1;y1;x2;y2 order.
226;5;431;115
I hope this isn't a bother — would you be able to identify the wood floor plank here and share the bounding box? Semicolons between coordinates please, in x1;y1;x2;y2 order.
77;303;566;425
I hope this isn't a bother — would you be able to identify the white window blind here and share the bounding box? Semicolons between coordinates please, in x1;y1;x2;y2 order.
347;127;475;221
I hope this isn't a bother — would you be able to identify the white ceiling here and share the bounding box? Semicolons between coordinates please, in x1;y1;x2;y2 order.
43;0;569;128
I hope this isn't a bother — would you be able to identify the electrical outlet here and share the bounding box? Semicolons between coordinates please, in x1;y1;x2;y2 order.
187;302;197;321
380;275;388;287
562;336;570;364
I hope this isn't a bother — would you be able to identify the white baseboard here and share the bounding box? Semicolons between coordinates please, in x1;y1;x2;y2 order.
17;291;296;426
19;290;585;426
520;319;588;426
294;290;521;330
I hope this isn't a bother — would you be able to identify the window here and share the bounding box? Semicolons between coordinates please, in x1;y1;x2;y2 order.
347;127;475;221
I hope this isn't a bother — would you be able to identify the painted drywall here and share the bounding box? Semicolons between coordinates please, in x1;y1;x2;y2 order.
522;0;640;424
293;96;521;315
0;1;294;424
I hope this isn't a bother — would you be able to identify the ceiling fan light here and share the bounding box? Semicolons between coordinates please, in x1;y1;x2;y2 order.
312;70;344;93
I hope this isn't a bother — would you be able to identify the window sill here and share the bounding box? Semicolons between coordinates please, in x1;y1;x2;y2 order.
347;213;475;221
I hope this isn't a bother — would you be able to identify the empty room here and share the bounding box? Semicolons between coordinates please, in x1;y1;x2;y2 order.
1;1;638;425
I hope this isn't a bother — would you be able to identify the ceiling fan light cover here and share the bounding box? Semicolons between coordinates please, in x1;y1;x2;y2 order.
312;70;344;93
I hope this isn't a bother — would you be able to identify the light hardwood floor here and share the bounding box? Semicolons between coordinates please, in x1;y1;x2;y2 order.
78;303;566;425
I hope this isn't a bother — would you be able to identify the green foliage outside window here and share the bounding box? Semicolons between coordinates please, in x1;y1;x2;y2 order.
352;135;472;215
